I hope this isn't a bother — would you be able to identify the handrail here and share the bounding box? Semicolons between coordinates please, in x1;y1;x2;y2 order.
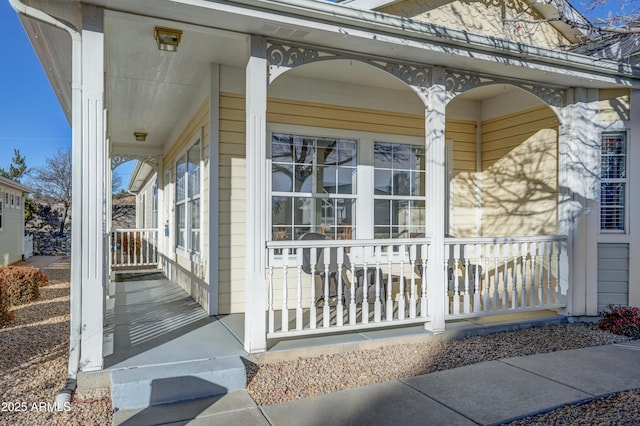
266;237;433;249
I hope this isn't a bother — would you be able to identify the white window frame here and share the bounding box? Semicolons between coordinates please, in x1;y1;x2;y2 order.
0;190;3;231
175;134;202;258
600;130;628;233
268;124;424;242
152;178;158;229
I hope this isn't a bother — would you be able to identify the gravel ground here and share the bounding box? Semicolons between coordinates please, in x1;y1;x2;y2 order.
2;258;639;425
0;258;112;426
246;323;631;406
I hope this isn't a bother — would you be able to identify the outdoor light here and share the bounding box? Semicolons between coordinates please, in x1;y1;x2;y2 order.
134;132;147;142
154;27;182;52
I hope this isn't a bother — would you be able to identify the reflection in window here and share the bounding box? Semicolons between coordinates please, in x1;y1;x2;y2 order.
271;133;357;240
374;142;425;238
175;139;201;251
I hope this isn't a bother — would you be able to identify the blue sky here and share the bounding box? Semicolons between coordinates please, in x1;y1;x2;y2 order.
0;0;629;191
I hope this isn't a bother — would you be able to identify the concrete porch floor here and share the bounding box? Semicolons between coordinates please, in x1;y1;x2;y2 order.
105;272;567;367
103;272;567;409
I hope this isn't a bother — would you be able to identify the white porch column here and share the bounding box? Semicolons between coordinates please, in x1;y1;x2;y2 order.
244;36;268;352
425;66;447;332
78;5;106;371
559;87;599;317
629;90;640;308
208;63;220;315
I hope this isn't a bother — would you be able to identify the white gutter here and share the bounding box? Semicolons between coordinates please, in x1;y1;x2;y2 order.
8;0;82;409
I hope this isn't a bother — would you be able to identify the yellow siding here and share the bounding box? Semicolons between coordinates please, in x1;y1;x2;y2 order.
379;0;569;49
599;88;630;122
481;106;558;237
447;119;478;237
162;97;211;311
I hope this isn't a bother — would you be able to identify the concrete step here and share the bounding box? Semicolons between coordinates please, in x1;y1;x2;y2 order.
110;356;246;410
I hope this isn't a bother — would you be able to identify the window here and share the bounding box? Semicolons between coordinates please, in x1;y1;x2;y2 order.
152;179;158;229
4;192;7;207
600;131;627;232
270;129;428;242
0;191;3;229
175;138;201;252
374;142;425;238
271;133;357;240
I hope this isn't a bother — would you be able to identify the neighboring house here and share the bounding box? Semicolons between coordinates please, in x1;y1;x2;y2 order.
11;0;640;378
0;176;33;265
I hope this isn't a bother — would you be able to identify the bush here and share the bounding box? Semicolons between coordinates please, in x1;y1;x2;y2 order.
598;304;640;338
0;266;49;306
0;280;13;327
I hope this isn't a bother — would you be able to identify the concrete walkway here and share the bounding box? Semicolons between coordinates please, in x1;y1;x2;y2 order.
12;255;67;269
113;340;640;425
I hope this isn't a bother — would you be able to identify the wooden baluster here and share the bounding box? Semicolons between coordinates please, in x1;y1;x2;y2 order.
511;243;519;309
323;247;331;328
336;248;344;327
493;243;500;311
473;244;481;313
546;242;553;305
362;257;370;324
374;245;383;322
281;248;289;332
452;244;460;315
521;242;528;308
397;245;406;320
349;249;357;325
386;245;393;321
409;244;417;319
502;243;509;311
463;245;470;314
529;243;537;307
268;262;274;334
420;244;428;318
444;246;451;316
555;241;561;303
537;242;545;306
296;249;303;330
483;244;490;313
309;247;317;329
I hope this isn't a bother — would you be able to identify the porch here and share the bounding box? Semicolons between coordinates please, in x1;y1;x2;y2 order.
104;270;567;409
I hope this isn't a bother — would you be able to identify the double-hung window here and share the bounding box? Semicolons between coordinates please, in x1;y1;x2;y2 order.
600;131;627;232
373;142;425;239
271;133;357;240
175;139;201;252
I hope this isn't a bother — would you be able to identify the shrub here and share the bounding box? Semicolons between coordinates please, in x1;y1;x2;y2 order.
0;280;13;327
598;304;640;338
0;266;49;306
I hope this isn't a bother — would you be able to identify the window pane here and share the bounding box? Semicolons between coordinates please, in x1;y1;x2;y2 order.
176;203;186;248
272;164;293;192
374;169;392;195
176;155;186;202
190;199;200;252
188;141;200;197
600;132;627;231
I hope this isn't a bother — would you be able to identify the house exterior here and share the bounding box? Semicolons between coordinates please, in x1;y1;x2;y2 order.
11;0;640;377
0;176;32;266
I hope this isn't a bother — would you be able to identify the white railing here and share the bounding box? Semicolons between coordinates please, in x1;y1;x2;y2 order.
111;228;159;270
443;236;567;318
266;238;433;338
23;234;34;260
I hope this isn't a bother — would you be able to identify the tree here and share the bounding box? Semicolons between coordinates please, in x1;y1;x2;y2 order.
112;170;123;194
0;149;37;221
31;147;72;236
0;149;29;182
506;0;640;37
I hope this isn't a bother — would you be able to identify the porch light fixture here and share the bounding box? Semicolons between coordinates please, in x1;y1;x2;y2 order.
154;27;182;52
134;132;147;142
